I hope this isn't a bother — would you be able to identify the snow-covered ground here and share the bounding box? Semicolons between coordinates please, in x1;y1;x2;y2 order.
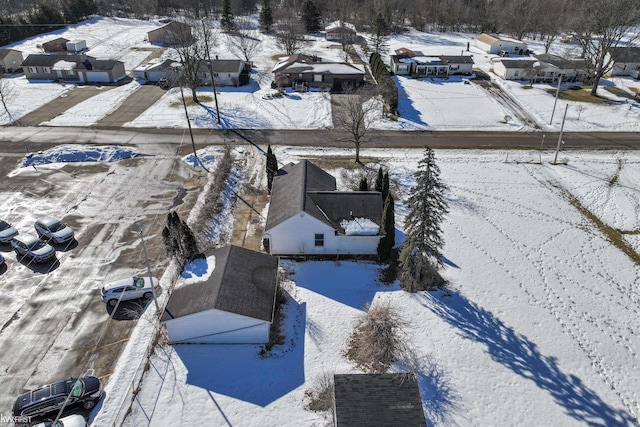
2;18;639;130
120;147;640;427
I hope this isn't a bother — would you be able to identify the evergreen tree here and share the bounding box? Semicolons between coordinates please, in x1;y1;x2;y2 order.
382;171;390;201
162;211;200;267
266;145;278;193
399;147;448;292
221;0;235;32
375;167;383;193
300;0;321;33
369;12;390;54
359;176;369;191
67;0;97;22
259;0;273;33
377;193;395;262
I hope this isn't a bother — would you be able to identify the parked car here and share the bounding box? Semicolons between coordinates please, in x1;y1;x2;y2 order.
33;414;88;427
498;50;510;57
34;217;75;244
12;376;102;418
635;92;640;102
101;276;161;307
11;234;56;263
0;219;18;243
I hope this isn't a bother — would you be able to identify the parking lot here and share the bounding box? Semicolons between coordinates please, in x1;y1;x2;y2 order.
0;139;203;420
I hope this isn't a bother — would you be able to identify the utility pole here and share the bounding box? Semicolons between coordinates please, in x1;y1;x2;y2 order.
135;222;161;314
178;68;210;173
549;75;562;125
553;105;568;164
539;133;545;164
201;19;221;125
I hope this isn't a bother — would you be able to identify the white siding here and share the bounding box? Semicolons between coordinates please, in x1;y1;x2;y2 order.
265;211;380;256
85;71;110;82
164;308;270;344
476;41;493;53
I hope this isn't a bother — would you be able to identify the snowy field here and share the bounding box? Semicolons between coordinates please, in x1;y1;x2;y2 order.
2;18;639;130
122;147;640;427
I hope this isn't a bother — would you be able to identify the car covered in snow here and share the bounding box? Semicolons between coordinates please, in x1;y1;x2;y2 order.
101;276;161;307
0;219;19;243
34;217;75;244
33;414;88;427
11;234;56;263
12;376;102;418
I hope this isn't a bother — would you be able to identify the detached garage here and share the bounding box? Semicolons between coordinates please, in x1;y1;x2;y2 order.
161;245;279;344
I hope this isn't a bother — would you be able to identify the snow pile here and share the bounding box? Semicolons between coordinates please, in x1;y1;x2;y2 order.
21;144;138;167
340;217;380;235
182;146;226;170
181;255;216;285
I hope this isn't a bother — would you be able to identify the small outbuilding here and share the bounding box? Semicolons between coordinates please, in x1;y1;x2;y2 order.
333;373;426;427
475;33;528;55
161;245;279;344
147;20;193;46
325;21;357;44
66;39;87;52
42;37;70;53
0;48;24;73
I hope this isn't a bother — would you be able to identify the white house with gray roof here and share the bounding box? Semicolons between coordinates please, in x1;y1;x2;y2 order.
21;54;126;83
161;245;279;344
263;160;383;257
607;47;640;79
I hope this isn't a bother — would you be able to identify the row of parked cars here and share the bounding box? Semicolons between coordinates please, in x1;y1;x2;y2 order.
0;217;75;267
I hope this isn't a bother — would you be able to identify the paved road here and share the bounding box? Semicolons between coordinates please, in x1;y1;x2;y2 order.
95;84;166;127
17;86;117;126
1;126;639;150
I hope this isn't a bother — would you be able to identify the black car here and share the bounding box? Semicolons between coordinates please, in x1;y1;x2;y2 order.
12;376;102;418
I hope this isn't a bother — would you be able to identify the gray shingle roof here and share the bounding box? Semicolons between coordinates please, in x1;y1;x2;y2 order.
307;192;383;235
0;48;20;60
439;55;474;64
265;160;336;230
265;160;383;233
334;373;426;427
499;59;536;69
608;46;640;63
534;53;585;69
161;245;279;322
20;54;122;71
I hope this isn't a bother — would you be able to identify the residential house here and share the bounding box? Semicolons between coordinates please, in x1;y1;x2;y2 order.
133;58;247;86
147;20;193;46
333;374;426;427
492;59;536;80
41;37;69;53
21;54;126;83
389;49;474;77
475;33;528;55
161;245;279;344
325;21;357;44
272;53;365;91
0;48;24;73
532;54;588;82
263;160;383;256
607;46;640;79
440;55;475;75
65;39;87;52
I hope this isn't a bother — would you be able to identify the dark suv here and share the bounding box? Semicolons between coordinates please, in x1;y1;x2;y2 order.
13;376;102;418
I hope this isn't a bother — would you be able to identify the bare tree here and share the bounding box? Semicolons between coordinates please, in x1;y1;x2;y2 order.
275;15;307;55
0;77;16;123
226;17;261;63
171;19;219;103
570;0;640;96
333;86;381;164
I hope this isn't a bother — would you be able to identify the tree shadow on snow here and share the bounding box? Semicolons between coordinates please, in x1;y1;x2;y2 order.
416;290;636;427
174;300;306;407
394;76;428;127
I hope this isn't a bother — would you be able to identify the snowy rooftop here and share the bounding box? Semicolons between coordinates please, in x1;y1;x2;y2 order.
325;21;357;33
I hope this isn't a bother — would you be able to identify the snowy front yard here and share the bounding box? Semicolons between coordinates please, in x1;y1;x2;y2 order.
121;148;640;426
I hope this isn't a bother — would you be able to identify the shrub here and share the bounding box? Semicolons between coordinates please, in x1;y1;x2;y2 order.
304;372;335;414
346;301;409;373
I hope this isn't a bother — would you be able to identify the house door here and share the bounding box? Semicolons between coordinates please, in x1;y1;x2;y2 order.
56;70;63;78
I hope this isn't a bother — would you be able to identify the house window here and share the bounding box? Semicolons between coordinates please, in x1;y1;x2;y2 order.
314;233;324;247
28;66;37;73
228;73;231;77
66;69;75;76
213;72;219;77
514;70;520;77
314;74;323;82
43;67;51;73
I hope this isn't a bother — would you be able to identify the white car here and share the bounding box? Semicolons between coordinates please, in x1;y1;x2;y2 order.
11;234;56;263
33;414;88;427
0;253;5;267
34;216;75;244
101;276;161;307
0;220;18;243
